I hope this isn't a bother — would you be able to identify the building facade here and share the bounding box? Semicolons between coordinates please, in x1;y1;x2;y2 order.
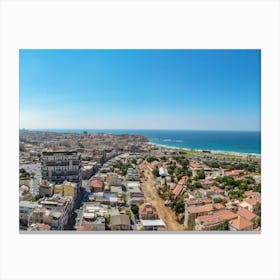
41;150;82;188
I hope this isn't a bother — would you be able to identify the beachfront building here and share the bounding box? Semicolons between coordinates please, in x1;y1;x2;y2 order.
41;150;82;188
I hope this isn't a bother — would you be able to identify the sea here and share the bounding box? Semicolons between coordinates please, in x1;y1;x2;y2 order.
32;129;261;155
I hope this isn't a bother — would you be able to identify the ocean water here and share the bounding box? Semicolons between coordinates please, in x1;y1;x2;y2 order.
33;129;261;155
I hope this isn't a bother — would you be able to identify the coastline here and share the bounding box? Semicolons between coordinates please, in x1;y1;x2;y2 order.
147;141;261;158
23;129;261;157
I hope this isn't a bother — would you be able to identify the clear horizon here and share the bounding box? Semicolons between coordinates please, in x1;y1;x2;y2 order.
20;128;261;132
20;49;261;131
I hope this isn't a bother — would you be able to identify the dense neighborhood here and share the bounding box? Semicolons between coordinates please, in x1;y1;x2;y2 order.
19;130;261;232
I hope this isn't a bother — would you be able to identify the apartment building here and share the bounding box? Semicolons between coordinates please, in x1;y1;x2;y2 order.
41;150;82;188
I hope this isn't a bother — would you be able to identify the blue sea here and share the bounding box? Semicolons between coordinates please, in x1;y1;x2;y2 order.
32;129;261;155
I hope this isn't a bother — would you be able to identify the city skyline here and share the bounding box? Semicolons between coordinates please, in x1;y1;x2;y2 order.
20;49;261;131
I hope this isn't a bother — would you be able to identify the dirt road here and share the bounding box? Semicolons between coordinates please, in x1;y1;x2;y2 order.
138;162;185;231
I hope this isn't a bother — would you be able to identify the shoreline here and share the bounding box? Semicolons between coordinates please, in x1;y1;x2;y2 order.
147;142;261;158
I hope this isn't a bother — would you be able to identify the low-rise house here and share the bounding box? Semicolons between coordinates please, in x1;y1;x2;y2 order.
185;198;212;207
91;177;104;193
229;216;253;231
172;184;184;198
236;208;257;222
223;169;244;178
28;223;51;231
189;162;200;170
140;219;166;231
195;214;224;231
239;197;261;215
110;214;131;230
139;203;159;220
127;181;144;204
199;179;214;188
244;191;261;199
184;203;227;228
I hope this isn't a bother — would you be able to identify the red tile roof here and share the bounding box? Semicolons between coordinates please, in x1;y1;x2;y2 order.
196;214;223;226
224;169;243;176
172;185;183;197
187;204;213;214
213;203;225;210
245;197;261;206
185;198;212;206
230;216;253;230
200;179;214;185
237;208;257;221
189;162;200;169
209;186;224;194
91;179;103;188
139;203;158;216
214;209;238;221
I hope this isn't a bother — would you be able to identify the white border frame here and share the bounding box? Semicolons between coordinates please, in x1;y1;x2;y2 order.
1;0;280;280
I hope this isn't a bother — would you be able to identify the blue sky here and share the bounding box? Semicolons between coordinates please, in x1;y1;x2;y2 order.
19;49;260;131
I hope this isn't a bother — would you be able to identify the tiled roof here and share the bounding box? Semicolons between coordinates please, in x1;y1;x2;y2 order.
187;204;213;214
172;185;183;197
139;203;157;216
245;197;261;206
186;198;212;206
189;162;200;169
230;216;253;230
214;209;238;221
237;208;257;221
196;214;223;226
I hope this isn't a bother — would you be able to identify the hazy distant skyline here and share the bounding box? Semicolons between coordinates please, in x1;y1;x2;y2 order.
20;49;261;131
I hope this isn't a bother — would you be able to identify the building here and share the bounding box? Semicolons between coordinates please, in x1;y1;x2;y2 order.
236;208;257;222
195;214;224;231
229;216;253;231
127;181;144;204
139;203;159;220
63;181;77;199
19;201;39;228
81;164;95;180
110;214;131;230
140;219;166;231
39;180;54;197
239;197;261;215
107;172;123;186
127;168;140;181
172;184;184;197
195;209;238;231
90;177;104;193
41;150;82;188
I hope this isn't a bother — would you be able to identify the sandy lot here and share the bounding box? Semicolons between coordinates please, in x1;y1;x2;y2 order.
138;162;185;231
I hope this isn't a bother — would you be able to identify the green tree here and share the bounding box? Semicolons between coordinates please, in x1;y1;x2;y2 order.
213;197;223;203
130;204;139;216
152;167;159;177
197;169;205;179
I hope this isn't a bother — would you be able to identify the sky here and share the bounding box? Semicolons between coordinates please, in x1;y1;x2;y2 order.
19;49;261;131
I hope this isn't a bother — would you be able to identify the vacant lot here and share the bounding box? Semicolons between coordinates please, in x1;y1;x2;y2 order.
138;162;185;231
